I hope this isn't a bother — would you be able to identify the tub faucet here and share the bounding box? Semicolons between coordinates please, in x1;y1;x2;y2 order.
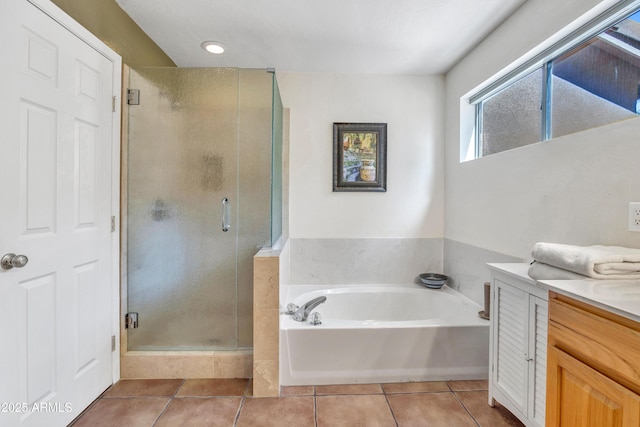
292;296;327;322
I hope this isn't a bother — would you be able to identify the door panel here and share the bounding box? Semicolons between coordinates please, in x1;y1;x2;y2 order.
0;1;117;425
73;261;100;376
547;346;640;426
20;274;57;405
20;101;58;235
74;121;99;228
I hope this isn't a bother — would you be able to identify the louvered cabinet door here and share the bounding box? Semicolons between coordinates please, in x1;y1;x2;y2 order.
528;296;548;427
488;265;550;427
493;279;529;416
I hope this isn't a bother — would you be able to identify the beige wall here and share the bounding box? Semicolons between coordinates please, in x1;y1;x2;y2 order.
51;0;175;68
277;72;445;239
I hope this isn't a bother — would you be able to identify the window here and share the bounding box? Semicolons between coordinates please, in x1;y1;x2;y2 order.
480;68;543;156
471;3;640;158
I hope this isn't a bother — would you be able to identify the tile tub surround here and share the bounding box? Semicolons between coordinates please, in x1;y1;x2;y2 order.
71;378;524;426
444;239;522;306
289;238;443;284
288;238;523;303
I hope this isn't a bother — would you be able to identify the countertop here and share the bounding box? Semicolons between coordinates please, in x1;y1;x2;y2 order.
488;263;640;323
487;263;536;286
537;278;640;323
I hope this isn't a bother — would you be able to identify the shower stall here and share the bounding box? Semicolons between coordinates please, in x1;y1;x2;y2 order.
122;67;283;358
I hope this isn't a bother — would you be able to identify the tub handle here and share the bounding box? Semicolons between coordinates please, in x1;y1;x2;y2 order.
221;197;230;232
309;312;322;326
285;303;299;315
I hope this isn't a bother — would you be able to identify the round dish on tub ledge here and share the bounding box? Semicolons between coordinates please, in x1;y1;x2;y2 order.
419;273;448;289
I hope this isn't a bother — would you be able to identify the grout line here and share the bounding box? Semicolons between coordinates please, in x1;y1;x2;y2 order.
383;391;400;427
233;396;246;427
151;379;185;426
173;378;187;397
314;392;318;427
234;380;251;427
150;397;174;427
450;391;481;427
310;385;317;427
244;378;251;397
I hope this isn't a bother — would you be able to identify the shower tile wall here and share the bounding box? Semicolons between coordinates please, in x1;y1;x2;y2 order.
120;352;252;379
289;238;443;284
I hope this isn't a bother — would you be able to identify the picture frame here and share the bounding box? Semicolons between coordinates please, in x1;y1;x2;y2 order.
333;122;387;192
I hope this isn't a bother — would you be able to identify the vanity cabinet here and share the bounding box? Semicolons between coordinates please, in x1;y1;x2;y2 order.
488;264;548;427
547;292;640;426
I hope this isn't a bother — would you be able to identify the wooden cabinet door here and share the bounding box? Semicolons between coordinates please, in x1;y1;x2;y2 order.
547;346;640;427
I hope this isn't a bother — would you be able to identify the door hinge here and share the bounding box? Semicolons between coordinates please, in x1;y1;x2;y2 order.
127;89;140;105
125;312;139;329
111;216;116;232
111;335;116;352
112;96;117;112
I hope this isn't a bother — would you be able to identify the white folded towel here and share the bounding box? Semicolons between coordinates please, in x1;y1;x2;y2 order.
527;261;589;281
531;242;640;279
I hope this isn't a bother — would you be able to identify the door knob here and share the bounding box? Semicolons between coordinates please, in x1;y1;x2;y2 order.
1;253;29;270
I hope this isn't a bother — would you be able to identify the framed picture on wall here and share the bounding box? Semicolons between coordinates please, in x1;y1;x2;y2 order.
333;122;387;192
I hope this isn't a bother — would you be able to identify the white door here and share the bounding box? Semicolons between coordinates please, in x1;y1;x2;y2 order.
0;1;119;426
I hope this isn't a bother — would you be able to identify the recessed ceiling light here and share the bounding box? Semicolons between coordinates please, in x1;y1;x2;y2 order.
201;41;225;54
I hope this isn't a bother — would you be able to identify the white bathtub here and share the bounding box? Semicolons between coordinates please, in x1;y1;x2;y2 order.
280;284;489;385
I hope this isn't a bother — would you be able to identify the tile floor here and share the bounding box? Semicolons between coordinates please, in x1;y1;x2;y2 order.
69;378;524;427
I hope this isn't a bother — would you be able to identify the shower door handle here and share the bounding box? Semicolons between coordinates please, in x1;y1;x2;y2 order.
221;197;230;232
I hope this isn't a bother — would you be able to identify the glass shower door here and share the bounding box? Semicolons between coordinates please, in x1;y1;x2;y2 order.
126;68;239;350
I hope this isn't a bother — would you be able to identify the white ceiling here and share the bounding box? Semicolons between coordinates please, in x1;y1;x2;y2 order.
116;0;525;74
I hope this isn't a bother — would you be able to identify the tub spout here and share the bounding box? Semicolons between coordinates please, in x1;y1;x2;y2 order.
292;296;327;322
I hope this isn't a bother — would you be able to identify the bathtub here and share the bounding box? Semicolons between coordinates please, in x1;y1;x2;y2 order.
280;284;489;385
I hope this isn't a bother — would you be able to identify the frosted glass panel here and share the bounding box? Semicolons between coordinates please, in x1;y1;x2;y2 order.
482;68;542;156
236;69;274;347
127;68;239;350
271;75;284;245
